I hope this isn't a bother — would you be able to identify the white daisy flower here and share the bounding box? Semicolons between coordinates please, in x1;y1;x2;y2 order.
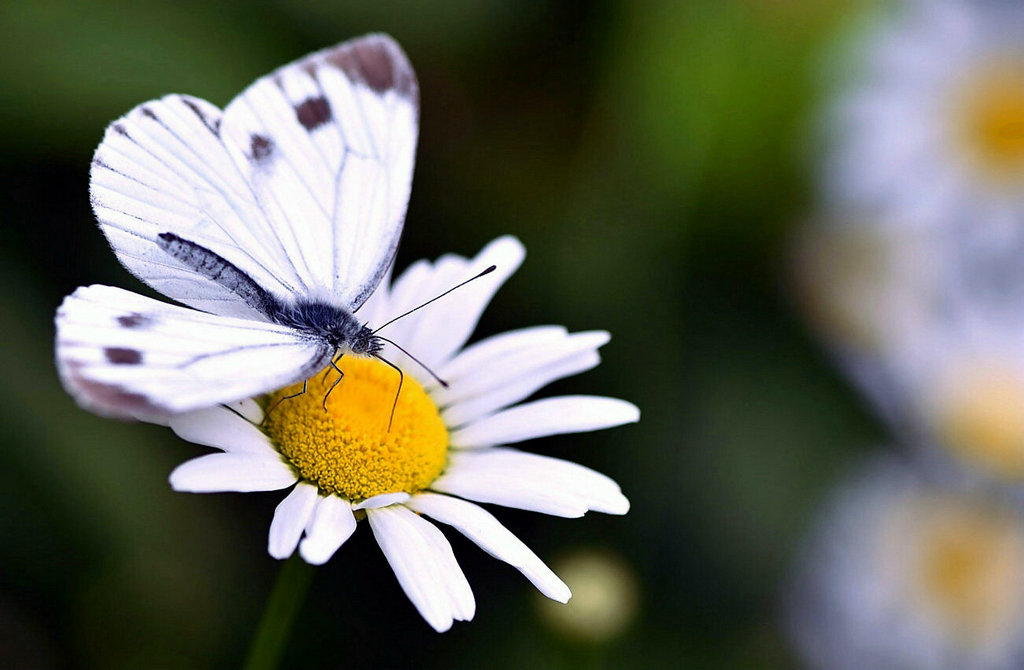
787;456;1024;670
825;0;1024;248
164;236;639;632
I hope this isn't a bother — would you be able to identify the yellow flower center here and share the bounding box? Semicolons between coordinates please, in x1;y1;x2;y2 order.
955;61;1024;183
931;361;1024;479
262;357;448;501
910;499;1024;644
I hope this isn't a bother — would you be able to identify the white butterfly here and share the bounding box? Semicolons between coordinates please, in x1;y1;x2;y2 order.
55;34;424;422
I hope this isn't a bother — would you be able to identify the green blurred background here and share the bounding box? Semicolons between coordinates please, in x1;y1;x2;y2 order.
0;1;880;667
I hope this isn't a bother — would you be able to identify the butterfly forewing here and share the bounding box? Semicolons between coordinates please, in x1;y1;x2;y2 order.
220;35;419;310
90;96;305;320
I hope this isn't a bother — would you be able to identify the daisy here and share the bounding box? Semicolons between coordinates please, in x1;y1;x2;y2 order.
787;456;1024;670
824;0;1024;250
163;236;639;632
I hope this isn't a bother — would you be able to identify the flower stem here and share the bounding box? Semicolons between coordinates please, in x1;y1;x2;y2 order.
243;555;315;670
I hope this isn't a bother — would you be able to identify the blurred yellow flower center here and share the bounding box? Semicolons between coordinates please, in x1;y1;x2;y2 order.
911;501;1024;643
262;357;448;501
957;63;1024;181
932;362;1024;479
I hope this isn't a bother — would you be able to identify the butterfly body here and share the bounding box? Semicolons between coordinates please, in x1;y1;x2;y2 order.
266;298;382;356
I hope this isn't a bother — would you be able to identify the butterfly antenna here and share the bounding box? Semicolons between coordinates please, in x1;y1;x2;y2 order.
375;336;449;388
372;265;496;334
374;354;405;432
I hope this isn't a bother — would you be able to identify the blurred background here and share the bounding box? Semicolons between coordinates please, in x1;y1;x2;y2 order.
3;0;1004;668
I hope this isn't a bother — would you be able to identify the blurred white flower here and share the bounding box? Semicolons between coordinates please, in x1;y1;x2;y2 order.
824;0;1024;249
787;457;1024;670
791;213;1024;484
163;237;639;632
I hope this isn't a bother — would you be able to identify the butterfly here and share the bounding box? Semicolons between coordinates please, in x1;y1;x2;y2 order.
55;34;429;422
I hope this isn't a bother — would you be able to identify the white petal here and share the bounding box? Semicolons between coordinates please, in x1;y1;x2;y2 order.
268;482;319;559
436;331;608;408
407;237;525;369
434;325;568;389
385;260;432;323
169;453;297;493
416;515;475;623
375;258;447;349
169;405;275;455
352;492;411;510
443;351;599;427
442;333;606;428
299;496;357;565
434;329;602;407
449;396;640;448
227;398;264;424
367;506;475;632
408;493;570;602
407;255;469;334
432;448;630;517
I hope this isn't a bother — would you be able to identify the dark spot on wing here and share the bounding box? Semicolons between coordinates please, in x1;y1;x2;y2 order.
117;313;151;329
105;347;143;365
250;134;274;163
295;96;331;131
323;35;418;100
141;107;157;120
112;123;128;136
182;97;221;135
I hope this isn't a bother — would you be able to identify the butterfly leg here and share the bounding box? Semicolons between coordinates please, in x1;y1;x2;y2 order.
322;354;346;411
373;355;405;432
321;350;344;382
263;379;308;420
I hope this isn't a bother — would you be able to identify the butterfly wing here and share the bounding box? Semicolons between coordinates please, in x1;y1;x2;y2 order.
89;34;419;319
220;34;419;310
56;285;332;421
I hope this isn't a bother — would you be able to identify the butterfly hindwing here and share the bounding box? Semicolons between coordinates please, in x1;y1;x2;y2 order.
88;34;419;318
56;285;333;421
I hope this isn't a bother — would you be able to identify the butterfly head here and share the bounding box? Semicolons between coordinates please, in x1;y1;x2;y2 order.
346;324;384;356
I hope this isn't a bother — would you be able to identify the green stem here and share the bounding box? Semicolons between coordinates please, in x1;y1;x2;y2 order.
243;555;315;670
